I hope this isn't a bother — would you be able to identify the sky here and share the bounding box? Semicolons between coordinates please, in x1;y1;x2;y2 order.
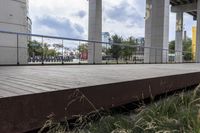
29;0;196;41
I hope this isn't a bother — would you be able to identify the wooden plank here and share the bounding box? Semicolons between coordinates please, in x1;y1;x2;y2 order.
0;71;200;133
0;83;31;95
1;77;67;91
0;88;18;97
0;64;200;98
0;80;45;94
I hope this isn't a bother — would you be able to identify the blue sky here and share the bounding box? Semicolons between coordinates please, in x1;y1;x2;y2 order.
29;0;196;41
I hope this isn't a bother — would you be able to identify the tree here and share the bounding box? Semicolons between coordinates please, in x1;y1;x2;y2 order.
169;40;175;54
28;40;43;57
78;44;88;53
169;38;192;61
53;43;63;56
43;43;50;58
28;40;59;58
110;34;123;62
122;37;137;61
78;44;88;60
183;38;192;61
47;49;57;57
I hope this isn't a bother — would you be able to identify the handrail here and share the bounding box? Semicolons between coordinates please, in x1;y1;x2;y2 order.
0;30;183;52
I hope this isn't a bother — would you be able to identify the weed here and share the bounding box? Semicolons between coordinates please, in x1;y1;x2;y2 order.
39;85;200;133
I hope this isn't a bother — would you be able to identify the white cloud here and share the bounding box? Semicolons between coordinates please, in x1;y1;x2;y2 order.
29;0;88;39
29;0;196;41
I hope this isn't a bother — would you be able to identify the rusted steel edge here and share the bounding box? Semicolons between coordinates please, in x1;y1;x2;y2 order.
0;72;200;133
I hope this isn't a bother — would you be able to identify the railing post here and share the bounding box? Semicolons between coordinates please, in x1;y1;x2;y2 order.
155;48;157;64
78;41;81;65
42;37;44;65
142;46;144;64
166;49;168;64
62;40;64;65
93;42;95;64
175;50;176;64
161;49;163;64
106;43;108;64
17;34;19;65
134;47;137;64
126;46;128;64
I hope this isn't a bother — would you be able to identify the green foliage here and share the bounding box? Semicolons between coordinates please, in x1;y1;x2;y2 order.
78;44;88;53
47;49;57;57
169;40;175;54
87;115;133;133
183;38;192;61
122;37;137;61
42;86;200;133
28;40;43;56
169;38;193;61
132;87;200;133
108;35;138;62
110;34;123;61
85;87;200;133
28;40;61;57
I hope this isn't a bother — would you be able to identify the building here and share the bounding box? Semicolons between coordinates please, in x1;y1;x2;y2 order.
102;32;110;43
0;0;31;65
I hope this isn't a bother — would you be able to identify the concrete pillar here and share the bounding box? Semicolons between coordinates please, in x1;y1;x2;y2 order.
196;0;200;63
144;0;170;63
144;0;152;63
88;0;102;64
175;12;183;63
0;0;29;65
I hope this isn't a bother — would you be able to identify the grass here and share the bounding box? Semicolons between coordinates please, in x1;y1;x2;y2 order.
39;85;200;133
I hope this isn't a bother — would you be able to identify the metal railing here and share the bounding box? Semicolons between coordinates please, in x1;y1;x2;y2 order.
0;30;195;65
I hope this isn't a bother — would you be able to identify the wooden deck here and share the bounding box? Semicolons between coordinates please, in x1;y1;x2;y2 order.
1;64;200;133
1;64;200;98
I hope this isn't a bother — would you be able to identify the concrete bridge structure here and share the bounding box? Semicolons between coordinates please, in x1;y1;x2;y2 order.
88;0;200;63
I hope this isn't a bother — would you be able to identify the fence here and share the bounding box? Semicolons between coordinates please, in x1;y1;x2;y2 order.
0;30;195;65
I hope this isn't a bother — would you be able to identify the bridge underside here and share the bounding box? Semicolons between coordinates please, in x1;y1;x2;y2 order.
171;0;197;19
87;0;200;64
144;0;200;63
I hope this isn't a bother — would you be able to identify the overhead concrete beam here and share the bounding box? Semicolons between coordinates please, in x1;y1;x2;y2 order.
171;2;197;12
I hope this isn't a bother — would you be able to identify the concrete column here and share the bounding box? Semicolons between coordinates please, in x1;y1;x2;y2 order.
144;0;170;63
175;12;183;63
88;0;102;64
196;0;200;63
144;0;152;63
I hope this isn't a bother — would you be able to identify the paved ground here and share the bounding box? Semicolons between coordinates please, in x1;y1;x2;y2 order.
0;63;200;98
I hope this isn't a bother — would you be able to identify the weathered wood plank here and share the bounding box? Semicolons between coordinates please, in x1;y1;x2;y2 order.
0;64;200;98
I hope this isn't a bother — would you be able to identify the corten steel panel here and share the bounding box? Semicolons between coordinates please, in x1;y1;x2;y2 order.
0;72;200;133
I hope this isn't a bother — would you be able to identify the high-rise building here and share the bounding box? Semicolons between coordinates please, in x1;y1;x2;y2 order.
102;32;110;43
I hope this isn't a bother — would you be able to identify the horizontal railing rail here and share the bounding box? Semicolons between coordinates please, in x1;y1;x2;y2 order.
0;30;184;51
0;30;195;65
